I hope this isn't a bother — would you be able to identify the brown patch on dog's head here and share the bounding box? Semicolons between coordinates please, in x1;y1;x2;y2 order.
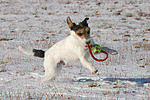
67;17;90;40
74;27;90;40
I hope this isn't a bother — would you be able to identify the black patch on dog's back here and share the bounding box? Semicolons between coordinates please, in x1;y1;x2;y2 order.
33;49;45;58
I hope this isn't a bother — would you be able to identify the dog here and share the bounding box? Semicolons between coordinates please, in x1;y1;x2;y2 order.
18;17;98;82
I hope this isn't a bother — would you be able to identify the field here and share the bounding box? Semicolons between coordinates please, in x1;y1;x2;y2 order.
0;0;150;99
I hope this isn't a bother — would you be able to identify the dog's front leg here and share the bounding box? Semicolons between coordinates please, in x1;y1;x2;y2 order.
79;56;98;74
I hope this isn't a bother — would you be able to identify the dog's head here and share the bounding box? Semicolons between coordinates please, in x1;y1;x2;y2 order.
67;17;90;42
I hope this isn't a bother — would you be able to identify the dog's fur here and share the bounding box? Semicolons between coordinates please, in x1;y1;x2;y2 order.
18;17;97;82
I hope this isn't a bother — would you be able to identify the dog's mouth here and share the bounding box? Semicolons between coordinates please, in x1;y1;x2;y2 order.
85;40;91;48
86;40;91;44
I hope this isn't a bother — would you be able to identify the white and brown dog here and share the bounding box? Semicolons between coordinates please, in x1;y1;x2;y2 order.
18;17;98;82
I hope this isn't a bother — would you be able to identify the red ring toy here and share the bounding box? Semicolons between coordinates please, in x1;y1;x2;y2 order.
88;44;108;62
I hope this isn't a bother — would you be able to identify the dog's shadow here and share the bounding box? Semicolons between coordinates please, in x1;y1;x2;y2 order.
101;47;118;55
103;77;150;87
101;47;150;87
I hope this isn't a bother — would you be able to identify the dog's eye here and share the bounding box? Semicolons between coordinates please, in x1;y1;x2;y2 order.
78;33;83;36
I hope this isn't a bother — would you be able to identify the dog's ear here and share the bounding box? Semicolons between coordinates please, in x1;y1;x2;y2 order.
79;17;89;27
67;17;75;29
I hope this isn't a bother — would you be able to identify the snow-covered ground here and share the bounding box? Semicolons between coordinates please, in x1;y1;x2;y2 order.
0;0;150;99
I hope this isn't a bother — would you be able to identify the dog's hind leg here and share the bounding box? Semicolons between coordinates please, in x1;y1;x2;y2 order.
41;60;65;82
41;58;57;82
41;67;56;82
41;72;56;82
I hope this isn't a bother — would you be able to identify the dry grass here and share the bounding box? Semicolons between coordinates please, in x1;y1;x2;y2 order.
0;62;8;72
0;67;6;72
0;38;14;41
0;91;75;100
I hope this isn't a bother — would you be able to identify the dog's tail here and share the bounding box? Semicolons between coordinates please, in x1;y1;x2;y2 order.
18;46;45;58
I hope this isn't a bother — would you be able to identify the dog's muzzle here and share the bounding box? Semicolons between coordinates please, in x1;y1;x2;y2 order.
86;41;91;44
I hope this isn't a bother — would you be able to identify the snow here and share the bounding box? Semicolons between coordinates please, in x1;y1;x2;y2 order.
0;0;150;99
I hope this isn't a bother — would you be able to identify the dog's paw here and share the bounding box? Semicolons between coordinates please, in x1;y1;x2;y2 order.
92;70;98;74
40;76;56;82
40;77;47;82
40;77;50;82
